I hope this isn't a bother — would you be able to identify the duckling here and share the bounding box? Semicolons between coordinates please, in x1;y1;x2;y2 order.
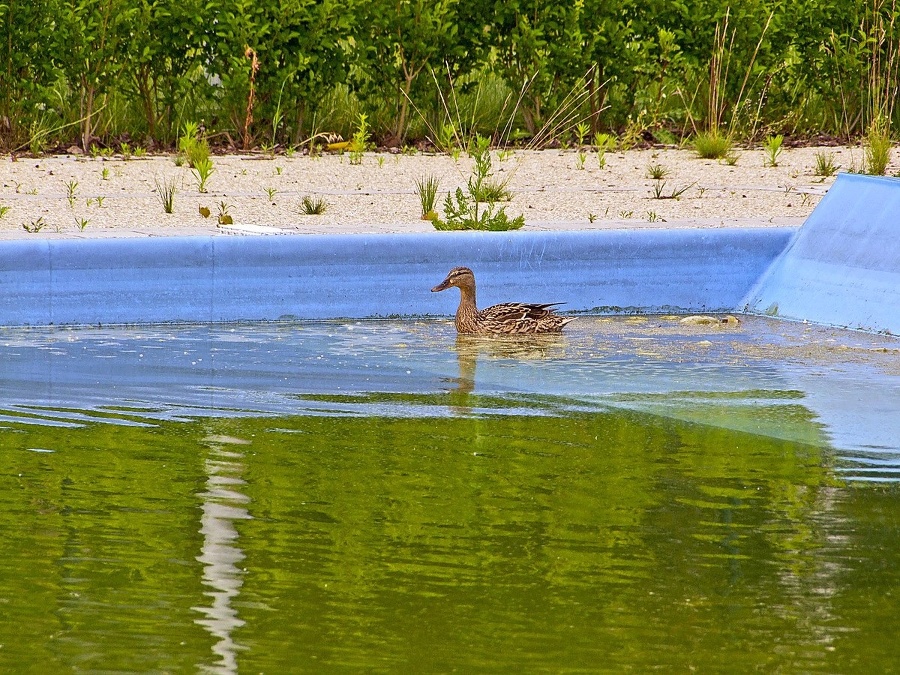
431;266;574;335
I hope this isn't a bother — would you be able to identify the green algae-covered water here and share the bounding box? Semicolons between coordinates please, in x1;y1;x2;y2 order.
1;317;899;671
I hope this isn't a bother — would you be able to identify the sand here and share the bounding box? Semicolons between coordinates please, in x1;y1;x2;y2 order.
0;144;878;239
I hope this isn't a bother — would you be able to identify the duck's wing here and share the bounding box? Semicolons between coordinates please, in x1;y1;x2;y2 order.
478;302;572;333
482;302;564;321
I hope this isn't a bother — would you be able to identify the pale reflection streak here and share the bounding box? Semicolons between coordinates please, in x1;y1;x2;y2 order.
193;436;252;675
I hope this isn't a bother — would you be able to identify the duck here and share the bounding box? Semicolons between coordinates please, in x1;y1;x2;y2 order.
431;266;574;335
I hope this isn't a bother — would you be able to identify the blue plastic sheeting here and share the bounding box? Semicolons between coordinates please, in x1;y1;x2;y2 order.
742;173;900;334
0;228;792;326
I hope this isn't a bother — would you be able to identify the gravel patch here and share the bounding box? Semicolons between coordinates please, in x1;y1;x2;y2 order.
0;145;873;239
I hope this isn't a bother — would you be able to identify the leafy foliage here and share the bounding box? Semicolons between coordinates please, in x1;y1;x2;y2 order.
2;0;900;151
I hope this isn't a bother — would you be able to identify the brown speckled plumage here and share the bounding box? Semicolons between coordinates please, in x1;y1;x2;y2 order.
431;266;574;335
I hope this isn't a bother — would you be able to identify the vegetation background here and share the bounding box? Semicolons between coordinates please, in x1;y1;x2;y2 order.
1;0;898;153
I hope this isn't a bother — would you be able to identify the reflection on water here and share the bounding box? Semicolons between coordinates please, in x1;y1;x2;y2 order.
193;434;252;674
1;318;900;669
2;412;898;672
448;334;571;411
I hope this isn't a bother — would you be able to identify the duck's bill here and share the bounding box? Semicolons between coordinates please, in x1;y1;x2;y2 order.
431;279;451;292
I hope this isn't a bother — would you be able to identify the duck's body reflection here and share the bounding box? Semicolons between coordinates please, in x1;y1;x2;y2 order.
446;333;569;412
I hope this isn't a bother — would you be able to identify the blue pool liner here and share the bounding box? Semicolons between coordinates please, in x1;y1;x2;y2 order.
0;172;898;331
742;173;900;334
0;227;791;326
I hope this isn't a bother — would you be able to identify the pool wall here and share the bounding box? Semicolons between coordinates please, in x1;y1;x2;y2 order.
0;228;792;326
742;173;900;334
2;173;898;330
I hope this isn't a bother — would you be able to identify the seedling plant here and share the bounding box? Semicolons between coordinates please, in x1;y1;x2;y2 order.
763;134;783;167
432;136;523;231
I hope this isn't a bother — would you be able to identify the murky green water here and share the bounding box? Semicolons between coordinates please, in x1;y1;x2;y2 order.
1;317;899;671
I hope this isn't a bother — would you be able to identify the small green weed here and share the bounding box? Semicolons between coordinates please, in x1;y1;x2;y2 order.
647;163;669;180
153;175;178;213
74;217;89;231
64;179;78;208
431;136;525;231
265;187;278;201
814;151;839;177
431;136;523;231
574;121;590;147
575;152;586;170
22;217;45;233
864;120;892;176
434;188;524;231
300;195;329;215
0;205;10;218
178;121;210;168
414;175;441;219
763;134;783;167
437;123;457;154
101;167;110;180
192;158;214;193
349;113;370;165
693;131;732;159
217;201;233;225
651;181;696;200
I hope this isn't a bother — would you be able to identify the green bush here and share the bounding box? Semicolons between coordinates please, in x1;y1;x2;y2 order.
1;0;898;151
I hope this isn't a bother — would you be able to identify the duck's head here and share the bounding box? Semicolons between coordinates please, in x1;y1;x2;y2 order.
432;266;475;293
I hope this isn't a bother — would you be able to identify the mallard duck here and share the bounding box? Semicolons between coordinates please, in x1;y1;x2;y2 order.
431;266;574;335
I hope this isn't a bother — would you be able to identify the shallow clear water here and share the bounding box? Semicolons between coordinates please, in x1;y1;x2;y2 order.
1;317;899;671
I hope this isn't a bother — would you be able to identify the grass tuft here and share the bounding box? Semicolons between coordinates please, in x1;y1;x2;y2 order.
864;120;892;176
647;163;669;180
693;131;732;159
414;175;441;218
814;151;839;177
153;175;177;213
300;195;329;215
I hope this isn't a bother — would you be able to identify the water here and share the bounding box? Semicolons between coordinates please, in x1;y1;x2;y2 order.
1;317;899;672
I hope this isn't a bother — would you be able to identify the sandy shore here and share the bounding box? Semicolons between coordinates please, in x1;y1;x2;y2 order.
0;145;879;239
